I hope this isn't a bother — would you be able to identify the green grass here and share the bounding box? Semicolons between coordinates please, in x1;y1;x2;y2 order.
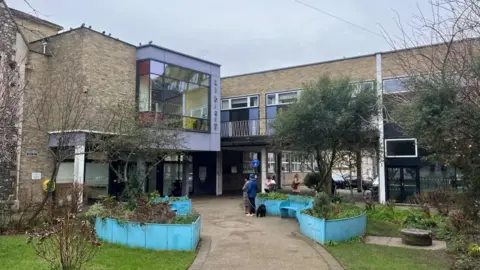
366;219;401;237
0;235;196;270
326;242;453;270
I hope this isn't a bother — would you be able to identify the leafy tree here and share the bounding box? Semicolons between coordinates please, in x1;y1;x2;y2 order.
273;75;378;193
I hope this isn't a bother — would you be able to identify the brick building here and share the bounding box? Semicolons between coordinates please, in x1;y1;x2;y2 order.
0;2;464;206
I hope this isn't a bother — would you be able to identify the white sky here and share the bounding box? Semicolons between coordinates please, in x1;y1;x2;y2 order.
9;0;431;76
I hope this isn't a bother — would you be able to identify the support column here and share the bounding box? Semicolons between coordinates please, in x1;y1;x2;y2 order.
376;53;386;203
73;142;85;206
182;156;189;196
261;147;267;193
216;151;222;196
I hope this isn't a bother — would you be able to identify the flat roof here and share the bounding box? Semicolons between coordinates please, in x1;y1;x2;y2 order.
138;44;221;67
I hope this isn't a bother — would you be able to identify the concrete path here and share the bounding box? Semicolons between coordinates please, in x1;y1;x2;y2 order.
189;196;335;270
364;236;447;250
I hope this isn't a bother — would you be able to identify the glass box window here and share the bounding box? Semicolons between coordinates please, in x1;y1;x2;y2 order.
250;96;258;107
267;91;300;106
136;60;210;132
231;98;248;108
221;95;259;110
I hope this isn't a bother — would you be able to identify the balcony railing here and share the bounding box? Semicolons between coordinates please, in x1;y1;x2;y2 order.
221;119;276;138
139;112;208;132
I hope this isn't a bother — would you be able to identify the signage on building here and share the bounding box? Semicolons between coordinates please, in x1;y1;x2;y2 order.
252;159;260;168
31;172;41;180
25;151;38;156
213;79;218;131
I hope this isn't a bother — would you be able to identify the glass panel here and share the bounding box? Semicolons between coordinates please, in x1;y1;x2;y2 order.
165;64;196;82
403;168;417;201
231;97;248;108
383;77;408;93
267;94;276;105
138;61;150;75
185;86;208;119
164;77;188;93
221;100;229;110
387;168;402;202
150;74;163;91
190;72;210;87
138;75;150;112
150;60;165;75
278;92;297;104
163;163;182;196
187;83;202;92
249;96;258;107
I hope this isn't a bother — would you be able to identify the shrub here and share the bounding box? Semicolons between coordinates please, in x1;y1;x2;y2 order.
256;192;288;200
303;193;363;220
312;192;332;218
303;172;326;192
410;188;457;216
402;212;437;229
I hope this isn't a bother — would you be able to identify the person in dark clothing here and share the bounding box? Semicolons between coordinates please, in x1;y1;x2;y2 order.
246;173;257;216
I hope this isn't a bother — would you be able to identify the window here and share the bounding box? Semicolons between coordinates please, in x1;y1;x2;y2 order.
221;95;259;110
136;60;210;131
266;91;300;106
383;77;409;93
385;138;418;158
231;98;248;108
349;81;375;96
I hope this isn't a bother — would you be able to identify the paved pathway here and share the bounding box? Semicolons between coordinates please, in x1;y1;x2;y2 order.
365;236;447;250
189;196;335;270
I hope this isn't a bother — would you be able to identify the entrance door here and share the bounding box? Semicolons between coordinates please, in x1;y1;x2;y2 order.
387;167;419;202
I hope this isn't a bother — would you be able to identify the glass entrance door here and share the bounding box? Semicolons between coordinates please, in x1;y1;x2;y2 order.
387;167;419;202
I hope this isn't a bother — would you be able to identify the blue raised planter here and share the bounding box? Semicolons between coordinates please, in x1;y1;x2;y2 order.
298;212;367;244
154;196;192;216
95;216;201;251
255;198;284;216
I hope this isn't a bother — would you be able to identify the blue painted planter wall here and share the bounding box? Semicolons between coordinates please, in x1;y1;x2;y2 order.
325;213;367;242
297;212;367;244
95;216;201;251
255;198;283;216
153;196;192;216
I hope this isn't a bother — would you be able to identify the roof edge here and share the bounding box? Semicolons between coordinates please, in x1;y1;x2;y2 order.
138;44;221;67
9;7;63;31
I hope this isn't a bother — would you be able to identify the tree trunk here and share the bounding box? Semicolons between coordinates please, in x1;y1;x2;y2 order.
356;150;362;193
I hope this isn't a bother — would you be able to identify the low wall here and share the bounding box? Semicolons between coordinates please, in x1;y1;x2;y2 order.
255;198;283;216
298;212;367;244
95;216;201;251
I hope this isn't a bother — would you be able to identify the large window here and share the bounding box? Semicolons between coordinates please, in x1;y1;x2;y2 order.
281;151;311;172
266;90;300;106
385;138;418;158
137;60;210;131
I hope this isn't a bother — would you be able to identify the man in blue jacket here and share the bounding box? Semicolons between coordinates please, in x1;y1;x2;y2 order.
246;174;258;216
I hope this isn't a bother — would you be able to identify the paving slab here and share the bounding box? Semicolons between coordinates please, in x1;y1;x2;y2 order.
190;196;332;270
365;236;447;250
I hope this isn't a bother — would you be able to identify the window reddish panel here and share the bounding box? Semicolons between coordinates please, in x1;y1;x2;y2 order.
138;60;150;75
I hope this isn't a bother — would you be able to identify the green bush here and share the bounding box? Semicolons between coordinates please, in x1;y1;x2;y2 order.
256;192;288;200
302;192;363;220
402;212;437;229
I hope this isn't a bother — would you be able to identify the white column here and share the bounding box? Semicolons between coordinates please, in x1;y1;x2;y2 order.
73;143;85;206
216;151;222;196
376;53;386;203
182;157;189;196
261;148;267;193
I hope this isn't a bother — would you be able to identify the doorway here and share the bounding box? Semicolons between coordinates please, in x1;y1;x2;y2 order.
386;167;419;202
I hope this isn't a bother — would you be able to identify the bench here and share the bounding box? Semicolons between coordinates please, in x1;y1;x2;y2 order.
279;195;313;219
401;228;433;246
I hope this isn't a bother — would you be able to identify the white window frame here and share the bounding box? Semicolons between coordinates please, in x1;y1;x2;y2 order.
221;95;259;110
385;138;418;158
266;90;301;106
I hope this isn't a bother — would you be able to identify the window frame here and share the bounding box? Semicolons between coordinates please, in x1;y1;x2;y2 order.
221;95;260;110
385;138;418;158
382;76;410;94
266;90;301;106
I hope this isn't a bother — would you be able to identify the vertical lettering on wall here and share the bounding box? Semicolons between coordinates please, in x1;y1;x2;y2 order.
213;79;218;131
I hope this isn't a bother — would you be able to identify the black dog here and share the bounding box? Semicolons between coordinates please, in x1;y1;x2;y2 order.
256;204;266;217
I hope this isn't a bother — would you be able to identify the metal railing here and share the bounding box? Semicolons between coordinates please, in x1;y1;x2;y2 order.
221;119;261;137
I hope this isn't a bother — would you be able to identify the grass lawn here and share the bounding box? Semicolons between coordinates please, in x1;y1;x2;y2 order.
0;235;196;270
326;242;453;270
366;219;401;237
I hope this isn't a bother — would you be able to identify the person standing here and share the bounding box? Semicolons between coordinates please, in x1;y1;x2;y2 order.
247;173;257;216
242;176;250;215
291;173;301;195
264;175;273;193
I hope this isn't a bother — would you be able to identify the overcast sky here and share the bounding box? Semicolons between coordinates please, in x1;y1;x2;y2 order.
9;0;430;76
